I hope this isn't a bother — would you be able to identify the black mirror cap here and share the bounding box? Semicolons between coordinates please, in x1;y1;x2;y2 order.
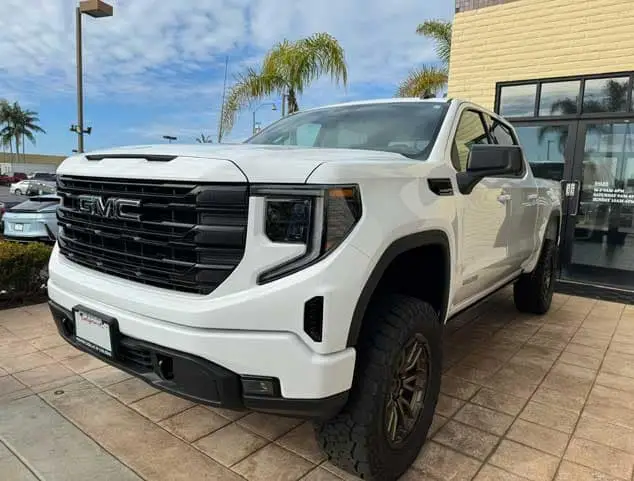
467;144;524;174
457;144;525;195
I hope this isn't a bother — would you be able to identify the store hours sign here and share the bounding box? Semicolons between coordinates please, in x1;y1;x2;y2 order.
591;181;634;205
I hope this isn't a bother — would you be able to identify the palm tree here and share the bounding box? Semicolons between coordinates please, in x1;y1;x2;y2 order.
396;20;452;98
0;100;15;161
12;104;46;161
221;32;348;136
195;133;213;143
0;102;45;162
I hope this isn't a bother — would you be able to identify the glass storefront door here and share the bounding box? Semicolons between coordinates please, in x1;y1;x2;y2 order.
560;120;634;289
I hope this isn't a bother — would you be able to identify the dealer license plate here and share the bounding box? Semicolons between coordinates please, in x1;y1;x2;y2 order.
74;309;113;357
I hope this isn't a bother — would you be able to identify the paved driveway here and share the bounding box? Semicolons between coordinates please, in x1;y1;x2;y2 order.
0;185;24;204
1;291;634;481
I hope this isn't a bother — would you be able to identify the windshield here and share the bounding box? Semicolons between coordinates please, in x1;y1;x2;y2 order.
246;102;449;159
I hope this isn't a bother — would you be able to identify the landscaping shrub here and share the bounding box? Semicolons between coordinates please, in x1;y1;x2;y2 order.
0;241;52;307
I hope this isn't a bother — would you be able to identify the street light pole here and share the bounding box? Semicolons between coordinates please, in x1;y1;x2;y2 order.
74;0;113;153
252;103;277;135
76;6;84;154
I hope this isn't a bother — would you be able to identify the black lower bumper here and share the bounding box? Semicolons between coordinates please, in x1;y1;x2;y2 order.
49;300;348;420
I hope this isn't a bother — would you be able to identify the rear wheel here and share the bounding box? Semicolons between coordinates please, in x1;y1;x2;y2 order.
315;295;442;481
514;238;557;315
14;189;22;195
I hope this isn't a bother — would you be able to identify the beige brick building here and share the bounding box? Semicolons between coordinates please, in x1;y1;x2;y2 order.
448;0;634;108
448;0;634;301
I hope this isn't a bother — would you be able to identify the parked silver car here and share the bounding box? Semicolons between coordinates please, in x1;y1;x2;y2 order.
2;195;60;243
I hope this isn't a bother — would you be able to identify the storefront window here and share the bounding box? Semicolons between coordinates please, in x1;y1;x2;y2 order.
498;84;537;118
583;77;630;113
514;124;568;180
565;122;634;289
539;81;581;116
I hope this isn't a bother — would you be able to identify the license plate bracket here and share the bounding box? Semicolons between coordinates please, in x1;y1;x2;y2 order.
72;306;119;359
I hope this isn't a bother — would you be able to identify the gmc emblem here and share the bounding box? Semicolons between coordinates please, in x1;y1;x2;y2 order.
78;195;141;221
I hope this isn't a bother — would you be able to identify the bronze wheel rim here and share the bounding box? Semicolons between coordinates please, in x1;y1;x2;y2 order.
385;334;430;447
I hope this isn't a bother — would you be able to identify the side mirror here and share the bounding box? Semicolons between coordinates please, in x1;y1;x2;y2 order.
456;144;524;194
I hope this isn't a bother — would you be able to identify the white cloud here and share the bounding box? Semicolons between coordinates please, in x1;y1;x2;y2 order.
0;0;454;148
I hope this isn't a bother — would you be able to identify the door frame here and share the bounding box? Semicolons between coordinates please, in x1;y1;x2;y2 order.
559;117;634;285
511;120;580;275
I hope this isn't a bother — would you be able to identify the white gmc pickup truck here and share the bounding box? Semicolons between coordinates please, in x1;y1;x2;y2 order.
48;98;561;480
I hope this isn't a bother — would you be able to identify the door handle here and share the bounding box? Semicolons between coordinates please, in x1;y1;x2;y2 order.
527;193;538;200
497;193;512;203
561;180;581;216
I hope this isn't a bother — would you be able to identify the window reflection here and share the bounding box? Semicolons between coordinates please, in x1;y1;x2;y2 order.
499;84;537;117
539;81;581;116
569;122;634;288
583;77;630;113
514;125;568;180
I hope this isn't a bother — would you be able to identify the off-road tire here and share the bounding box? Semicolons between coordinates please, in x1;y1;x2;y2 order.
315;294;443;481
513;238;557;315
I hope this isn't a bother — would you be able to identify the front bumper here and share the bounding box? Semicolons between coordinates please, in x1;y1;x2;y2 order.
49;300;348;419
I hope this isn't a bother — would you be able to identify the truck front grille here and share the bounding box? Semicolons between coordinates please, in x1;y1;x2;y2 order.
56;175;249;295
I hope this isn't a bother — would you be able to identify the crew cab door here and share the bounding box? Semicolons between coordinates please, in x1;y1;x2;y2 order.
450;108;520;306
486;114;539;268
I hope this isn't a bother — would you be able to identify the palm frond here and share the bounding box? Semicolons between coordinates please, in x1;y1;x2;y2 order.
395;66;447;98
296;33;348;87
23;131;36;145
416;20;452;66
221;32;348;136
221;68;285;135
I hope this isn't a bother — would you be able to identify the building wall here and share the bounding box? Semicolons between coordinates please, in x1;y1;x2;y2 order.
0;153;65;168
448;0;634;109
455;0;519;13
0;154;65;175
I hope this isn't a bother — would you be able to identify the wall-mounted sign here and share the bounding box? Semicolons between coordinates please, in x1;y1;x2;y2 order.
591;181;634;205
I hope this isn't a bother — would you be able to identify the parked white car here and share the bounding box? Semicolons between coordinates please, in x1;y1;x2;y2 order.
9;180;34;195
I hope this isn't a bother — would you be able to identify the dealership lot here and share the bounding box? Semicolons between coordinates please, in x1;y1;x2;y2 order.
0;186;24;204
2;291;634;480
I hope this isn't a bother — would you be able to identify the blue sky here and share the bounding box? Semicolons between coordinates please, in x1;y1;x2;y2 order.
0;0;454;156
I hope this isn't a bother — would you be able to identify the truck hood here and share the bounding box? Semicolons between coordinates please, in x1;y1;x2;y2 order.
57;144;410;184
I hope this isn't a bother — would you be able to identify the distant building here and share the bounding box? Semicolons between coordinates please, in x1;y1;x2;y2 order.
0;153;66;175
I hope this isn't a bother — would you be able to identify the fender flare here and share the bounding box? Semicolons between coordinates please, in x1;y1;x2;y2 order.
346;230;451;347
546;209;561;243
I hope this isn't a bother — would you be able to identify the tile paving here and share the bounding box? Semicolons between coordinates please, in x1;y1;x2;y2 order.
1;290;634;480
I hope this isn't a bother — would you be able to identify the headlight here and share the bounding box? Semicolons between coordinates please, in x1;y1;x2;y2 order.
265;198;312;244
253;185;362;283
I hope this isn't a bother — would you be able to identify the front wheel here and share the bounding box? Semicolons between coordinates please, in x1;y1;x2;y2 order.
315;295;442;481
514;238;557;314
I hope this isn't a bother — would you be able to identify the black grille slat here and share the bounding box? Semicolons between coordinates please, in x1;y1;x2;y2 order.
56;175;248;295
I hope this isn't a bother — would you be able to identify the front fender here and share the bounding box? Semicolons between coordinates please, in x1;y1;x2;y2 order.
346;230;451;347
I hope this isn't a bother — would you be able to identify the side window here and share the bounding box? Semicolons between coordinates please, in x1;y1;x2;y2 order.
336;127;368;148
295;123;321;146
452;110;490;172
271;123;320;146
490;120;517;146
